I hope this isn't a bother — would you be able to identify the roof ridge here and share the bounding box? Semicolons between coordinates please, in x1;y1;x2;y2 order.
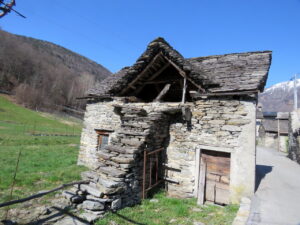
187;50;272;60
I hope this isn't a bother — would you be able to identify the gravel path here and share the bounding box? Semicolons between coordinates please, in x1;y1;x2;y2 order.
247;147;300;225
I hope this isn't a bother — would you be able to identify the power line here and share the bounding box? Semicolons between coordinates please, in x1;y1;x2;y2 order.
0;0;26;18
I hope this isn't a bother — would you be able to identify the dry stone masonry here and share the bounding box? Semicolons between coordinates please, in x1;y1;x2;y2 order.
70;37;271;218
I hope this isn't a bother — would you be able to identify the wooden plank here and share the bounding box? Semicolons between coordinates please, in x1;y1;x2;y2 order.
154;84;171;102
197;158;206;205
215;186;230;204
181;77;187;104
147;147;164;156
194;149;200;197
190;90;259;98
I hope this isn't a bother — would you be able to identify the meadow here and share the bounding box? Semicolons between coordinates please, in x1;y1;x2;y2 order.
0;95;86;207
97;191;238;225
0;95;238;224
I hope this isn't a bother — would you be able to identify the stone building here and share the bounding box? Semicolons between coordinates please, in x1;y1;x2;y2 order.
288;110;300;164
257;112;289;152
74;38;271;214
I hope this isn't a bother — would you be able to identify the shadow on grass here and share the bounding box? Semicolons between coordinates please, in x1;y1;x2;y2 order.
255;164;273;191
1;206;90;225
111;211;147;225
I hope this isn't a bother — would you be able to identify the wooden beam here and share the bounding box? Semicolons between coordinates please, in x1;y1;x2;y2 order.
182;77;187;104
197;158;206;205
190;90;259;98
144;79;178;85
162;56;206;93
154;84;171;102
133;62;170;95
121;53;166;95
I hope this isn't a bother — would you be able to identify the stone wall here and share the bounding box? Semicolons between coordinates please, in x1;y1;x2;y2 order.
165;98;256;203
78;100;122;169
77;96;256;207
288;111;300;164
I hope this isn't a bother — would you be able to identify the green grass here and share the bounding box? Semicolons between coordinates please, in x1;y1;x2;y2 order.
97;191;238;225
0;95;86;207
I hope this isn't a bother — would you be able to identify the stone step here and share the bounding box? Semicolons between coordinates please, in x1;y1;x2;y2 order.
62;191;85;204
105;145;139;154
82;200;105;211
98;166;127;177
81;171;99;181
79;184;103;198
117;129;149;136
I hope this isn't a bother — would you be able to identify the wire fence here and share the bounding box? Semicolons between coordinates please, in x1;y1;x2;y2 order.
0;120;81;137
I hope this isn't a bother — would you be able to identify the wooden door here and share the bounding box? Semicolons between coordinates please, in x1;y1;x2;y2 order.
200;150;230;205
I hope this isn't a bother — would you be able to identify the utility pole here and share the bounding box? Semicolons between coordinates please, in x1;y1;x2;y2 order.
294;74;298;111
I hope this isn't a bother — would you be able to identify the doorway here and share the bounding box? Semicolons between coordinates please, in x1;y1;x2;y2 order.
198;150;231;205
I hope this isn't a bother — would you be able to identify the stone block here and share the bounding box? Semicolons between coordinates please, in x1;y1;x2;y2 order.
221;125;241;132
99;166;127;177
79;184;103;198
62;191;85;204
82;200;104;211
227;119;250;125
111;198;122;210
111;156;135;164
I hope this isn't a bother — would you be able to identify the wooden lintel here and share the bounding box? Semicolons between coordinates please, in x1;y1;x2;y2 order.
154;83;171;102
190;90;259;98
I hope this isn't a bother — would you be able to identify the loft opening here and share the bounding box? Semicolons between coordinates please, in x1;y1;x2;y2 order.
120;53;201;103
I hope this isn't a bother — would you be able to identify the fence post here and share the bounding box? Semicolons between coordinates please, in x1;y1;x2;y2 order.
5;149;22;220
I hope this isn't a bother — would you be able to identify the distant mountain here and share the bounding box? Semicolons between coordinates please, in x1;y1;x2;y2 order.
0;29;111;112
259;79;300;112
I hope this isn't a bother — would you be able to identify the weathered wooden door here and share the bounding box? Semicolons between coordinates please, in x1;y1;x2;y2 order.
199;150;230;205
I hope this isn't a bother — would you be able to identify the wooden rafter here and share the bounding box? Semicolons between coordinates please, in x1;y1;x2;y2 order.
154;83;171;102
120;53;166;95
162;56;206;93
132;61;170;95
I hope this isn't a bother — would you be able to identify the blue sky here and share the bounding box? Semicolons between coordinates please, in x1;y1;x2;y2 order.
1;0;299;88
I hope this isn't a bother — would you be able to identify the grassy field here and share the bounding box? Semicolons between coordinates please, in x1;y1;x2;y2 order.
0;95;86;207
97;191;238;225
0;95;238;224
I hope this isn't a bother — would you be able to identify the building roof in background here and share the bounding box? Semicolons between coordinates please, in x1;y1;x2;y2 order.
276;112;290;119
262;118;289;134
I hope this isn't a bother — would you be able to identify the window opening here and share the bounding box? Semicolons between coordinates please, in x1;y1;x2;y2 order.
96;130;110;150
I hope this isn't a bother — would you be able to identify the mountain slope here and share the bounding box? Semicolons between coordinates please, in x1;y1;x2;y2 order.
259;79;300;112
0;29;111;112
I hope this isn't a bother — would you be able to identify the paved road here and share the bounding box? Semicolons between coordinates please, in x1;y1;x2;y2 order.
247;147;300;225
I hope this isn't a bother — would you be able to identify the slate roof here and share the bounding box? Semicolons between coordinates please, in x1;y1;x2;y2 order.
88;37;272;97
262;119;289;134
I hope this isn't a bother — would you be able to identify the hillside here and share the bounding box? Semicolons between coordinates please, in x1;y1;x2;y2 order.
259;79;300;112
0;95;86;219
0;30;111;112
